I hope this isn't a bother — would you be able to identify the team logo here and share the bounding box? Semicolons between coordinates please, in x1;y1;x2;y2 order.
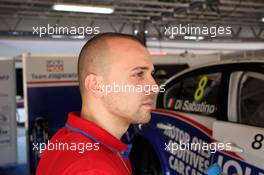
46;60;64;72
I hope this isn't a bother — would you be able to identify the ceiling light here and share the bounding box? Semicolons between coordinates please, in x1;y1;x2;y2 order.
52;4;114;14
71;35;85;39
184;36;196;40
184;36;204;40
261;17;264;23
51;35;64;39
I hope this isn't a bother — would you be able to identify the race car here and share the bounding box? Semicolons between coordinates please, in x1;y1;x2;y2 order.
125;60;264;175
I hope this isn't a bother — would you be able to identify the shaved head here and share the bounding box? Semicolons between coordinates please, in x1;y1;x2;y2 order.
78;32;157;139
78;33;144;97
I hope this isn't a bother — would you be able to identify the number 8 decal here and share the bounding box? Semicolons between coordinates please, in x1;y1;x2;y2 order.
194;76;208;101
252;134;263;150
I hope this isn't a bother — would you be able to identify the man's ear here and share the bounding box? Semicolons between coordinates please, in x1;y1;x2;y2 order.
84;74;104;98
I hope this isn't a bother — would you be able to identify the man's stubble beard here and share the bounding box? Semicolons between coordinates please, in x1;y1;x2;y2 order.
134;106;152;124
104;94;151;125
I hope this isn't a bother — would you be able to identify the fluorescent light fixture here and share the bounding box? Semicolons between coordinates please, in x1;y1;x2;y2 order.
71;35;85;39
197;36;204;40
184;36;196;40
51;35;64;39
184;36;204;40
52;3;114;14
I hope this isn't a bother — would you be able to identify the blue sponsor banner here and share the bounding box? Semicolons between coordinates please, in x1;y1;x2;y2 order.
27;86;81;133
27;86;81;173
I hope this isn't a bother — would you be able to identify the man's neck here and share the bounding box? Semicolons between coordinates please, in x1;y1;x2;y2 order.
80;107;129;140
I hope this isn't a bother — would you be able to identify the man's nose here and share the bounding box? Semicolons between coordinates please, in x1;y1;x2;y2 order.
149;76;159;94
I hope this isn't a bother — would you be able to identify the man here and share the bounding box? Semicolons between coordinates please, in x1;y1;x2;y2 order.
36;33;158;175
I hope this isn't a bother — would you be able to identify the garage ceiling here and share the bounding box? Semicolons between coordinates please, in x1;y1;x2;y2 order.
0;0;263;40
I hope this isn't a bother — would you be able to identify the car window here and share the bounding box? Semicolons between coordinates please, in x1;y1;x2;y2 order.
164;72;222;117
238;72;264;127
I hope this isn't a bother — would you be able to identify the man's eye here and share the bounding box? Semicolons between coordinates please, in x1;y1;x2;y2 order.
151;71;155;77
134;72;144;77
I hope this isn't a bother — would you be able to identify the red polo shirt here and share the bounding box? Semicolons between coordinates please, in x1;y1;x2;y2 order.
36;112;132;175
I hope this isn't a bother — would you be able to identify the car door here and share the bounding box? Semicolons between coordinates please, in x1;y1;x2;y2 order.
212;63;264;175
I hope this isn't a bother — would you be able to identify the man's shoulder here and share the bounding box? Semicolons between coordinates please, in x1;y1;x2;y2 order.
51;126;90;142
37;126;109;175
41;126;102;159
37;150;116;175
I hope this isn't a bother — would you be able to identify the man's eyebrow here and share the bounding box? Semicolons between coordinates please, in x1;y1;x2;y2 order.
131;66;149;71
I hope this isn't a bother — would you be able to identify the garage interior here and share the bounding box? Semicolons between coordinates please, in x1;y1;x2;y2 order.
0;0;263;175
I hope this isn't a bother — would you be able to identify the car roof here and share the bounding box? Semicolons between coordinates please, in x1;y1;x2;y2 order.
165;59;264;85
